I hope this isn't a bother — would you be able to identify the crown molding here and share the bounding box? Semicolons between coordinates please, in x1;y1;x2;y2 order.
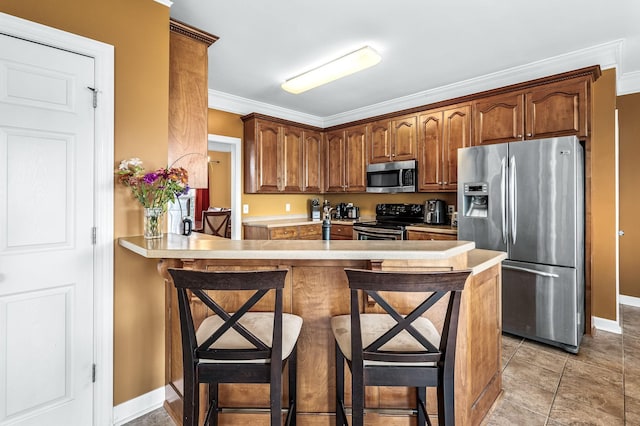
618;70;640;95
154;0;173;7
208;90;324;127
209;39;627;127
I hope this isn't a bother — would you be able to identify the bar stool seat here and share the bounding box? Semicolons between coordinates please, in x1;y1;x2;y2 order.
197;312;302;363
331;314;440;366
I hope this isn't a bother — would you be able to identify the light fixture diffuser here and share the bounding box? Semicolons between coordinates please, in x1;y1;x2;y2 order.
281;46;381;94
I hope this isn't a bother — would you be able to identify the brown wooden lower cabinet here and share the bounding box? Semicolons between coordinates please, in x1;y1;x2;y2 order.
407;229;457;240
159;256;501;426
243;223;322;240
330;223;354;240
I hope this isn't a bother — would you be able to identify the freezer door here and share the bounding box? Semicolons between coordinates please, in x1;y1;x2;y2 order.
457;143;508;253
502;260;582;350
508;136;582;267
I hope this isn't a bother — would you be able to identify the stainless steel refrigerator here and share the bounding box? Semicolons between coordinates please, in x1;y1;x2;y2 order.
457;136;584;353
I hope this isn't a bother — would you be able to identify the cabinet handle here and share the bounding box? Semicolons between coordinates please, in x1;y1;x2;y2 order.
438;181;442;185
517;134;522;138
443;182;448;185
526;133;532;137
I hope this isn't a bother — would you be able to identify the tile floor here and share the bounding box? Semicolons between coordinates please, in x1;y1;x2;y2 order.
126;304;640;425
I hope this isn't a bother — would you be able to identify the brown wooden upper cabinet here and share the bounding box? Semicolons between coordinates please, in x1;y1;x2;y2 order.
168;20;218;188
302;130;323;193
367;115;417;164
418;105;471;192
473;76;589;146
243;116;322;193
324;125;367;192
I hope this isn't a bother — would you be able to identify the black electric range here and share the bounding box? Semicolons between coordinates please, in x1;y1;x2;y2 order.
353;203;426;240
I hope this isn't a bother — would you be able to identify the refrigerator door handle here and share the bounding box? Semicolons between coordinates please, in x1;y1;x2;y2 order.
501;157;507;244
509;155;517;244
503;264;560;278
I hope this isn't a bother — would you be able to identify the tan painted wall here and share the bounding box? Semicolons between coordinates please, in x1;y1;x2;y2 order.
0;1;170;405
591;69;618;320
208;151;231;208
617;93;640;297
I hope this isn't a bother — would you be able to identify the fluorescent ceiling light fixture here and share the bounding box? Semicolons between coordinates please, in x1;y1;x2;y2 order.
281;46;381;94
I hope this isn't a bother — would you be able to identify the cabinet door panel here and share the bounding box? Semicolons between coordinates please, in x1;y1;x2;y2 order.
282;125;303;192
368;120;392;164
345;125;367;192
442;106;471;191
392;115;417;160
526;78;587;139
418;112;443;192
303;130;323;192
256;120;280;192
474;93;524;146
325;131;345;192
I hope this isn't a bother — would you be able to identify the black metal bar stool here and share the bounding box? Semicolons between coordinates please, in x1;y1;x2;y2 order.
331;268;471;426
168;268;302;426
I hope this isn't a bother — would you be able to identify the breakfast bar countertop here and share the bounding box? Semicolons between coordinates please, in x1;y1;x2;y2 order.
118;233;505;274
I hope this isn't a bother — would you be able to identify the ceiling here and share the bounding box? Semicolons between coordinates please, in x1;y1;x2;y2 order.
169;0;640;127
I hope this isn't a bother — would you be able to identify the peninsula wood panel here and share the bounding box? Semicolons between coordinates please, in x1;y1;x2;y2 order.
168;20;216;189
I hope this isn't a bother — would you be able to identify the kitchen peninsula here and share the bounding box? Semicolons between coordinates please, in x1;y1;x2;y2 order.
119;233;506;426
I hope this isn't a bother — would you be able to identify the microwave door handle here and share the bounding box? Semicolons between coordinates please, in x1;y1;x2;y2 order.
501;157;507;244
509;155;517;244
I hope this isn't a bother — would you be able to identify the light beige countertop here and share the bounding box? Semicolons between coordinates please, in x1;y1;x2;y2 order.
118;233;505;274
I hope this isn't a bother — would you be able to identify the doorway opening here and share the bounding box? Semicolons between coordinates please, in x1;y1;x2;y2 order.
208;134;241;239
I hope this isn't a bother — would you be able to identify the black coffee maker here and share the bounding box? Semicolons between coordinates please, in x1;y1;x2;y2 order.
425;199;448;225
334;203;348;219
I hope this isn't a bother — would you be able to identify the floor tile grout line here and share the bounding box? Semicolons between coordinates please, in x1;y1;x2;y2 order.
543;353;568;426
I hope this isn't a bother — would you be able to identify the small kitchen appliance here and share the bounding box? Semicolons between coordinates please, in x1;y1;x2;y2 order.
425;199;448;225
334;203;348;219
310;198;321;221
366;160;417;193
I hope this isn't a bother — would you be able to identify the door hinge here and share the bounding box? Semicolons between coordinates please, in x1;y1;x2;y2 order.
87;86;98;108
92;227;97;245
92;364;96;383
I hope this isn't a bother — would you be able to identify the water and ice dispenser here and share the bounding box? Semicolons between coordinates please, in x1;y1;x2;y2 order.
462;182;488;218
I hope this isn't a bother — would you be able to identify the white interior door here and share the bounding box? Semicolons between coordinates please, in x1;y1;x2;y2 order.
0;34;95;425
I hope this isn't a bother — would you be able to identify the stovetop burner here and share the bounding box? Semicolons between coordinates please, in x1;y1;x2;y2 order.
354;203;426;230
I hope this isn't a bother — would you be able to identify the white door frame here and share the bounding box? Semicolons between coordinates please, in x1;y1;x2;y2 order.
0;12;115;426
208;134;242;240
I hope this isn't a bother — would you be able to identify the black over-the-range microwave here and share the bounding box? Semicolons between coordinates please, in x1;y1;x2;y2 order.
366;159;416;193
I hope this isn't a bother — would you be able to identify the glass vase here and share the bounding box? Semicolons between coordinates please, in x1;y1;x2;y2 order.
144;207;164;239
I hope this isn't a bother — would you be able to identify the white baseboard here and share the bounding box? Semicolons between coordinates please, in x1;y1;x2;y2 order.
112;386;166;426
620;295;640;307
592;316;622;334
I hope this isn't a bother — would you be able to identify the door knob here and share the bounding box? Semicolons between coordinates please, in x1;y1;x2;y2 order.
619;230;625;236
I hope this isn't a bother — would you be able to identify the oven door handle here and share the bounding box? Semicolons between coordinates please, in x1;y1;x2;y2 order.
353;227;404;240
